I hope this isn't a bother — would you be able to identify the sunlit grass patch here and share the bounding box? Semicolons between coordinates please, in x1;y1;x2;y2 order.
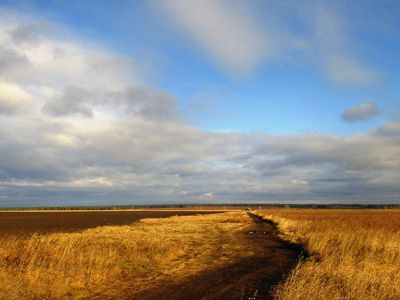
256;209;400;300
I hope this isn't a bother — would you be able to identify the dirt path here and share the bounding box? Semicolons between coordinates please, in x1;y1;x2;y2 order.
134;213;304;300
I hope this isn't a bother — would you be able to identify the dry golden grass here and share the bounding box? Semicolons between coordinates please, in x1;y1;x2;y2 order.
0;212;255;299
255;209;400;300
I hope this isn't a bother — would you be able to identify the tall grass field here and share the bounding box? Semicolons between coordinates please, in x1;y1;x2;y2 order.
255;209;400;300
0;212;254;299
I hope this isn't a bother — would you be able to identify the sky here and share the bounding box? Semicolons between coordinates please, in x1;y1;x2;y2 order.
0;0;399;206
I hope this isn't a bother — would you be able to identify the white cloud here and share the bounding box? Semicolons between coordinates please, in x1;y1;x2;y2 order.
0;15;136;89
43;132;82;149
203;192;213;199
0;80;32;114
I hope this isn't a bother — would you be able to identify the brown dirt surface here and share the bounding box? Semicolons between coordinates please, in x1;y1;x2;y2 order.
132;213;305;300
0;210;224;235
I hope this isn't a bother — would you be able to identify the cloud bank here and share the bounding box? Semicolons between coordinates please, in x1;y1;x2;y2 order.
0;8;398;206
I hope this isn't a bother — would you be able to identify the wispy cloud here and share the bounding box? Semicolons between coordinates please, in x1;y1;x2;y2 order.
342;101;379;122
324;54;379;86
157;0;272;75
312;4;380;86
156;1;380;85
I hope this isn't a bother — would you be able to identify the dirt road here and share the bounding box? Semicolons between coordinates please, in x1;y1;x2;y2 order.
134;213;304;300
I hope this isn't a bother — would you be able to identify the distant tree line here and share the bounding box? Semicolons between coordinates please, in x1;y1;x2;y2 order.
0;203;399;211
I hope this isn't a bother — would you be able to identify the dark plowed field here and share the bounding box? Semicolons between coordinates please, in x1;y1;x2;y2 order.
0;210;224;235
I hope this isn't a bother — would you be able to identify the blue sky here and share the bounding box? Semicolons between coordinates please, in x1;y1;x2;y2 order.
0;0;399;205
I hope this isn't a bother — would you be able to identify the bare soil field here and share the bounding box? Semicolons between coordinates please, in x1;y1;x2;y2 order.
0;210;225;235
